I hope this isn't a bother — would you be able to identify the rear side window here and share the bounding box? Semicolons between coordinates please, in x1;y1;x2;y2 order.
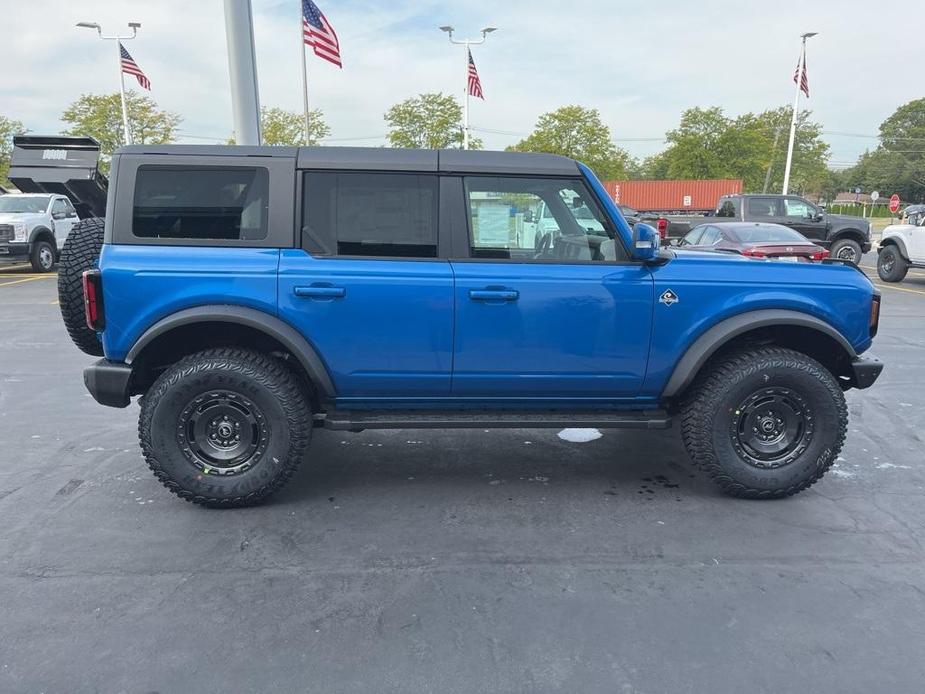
716;199;739;217
746;197;781;218
133;166;269;241
301;172;438;258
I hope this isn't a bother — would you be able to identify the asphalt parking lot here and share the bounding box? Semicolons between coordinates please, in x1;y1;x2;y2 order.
0;256;923;694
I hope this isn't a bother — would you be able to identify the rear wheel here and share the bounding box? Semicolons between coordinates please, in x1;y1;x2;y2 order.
829;238;862;265
57;218;105;356
139;348;312;508
30;240;56;272
680;347;847;499
877;246;908;282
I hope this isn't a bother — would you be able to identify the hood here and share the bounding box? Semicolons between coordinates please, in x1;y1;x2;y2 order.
826;212;870;229
0;212;47;225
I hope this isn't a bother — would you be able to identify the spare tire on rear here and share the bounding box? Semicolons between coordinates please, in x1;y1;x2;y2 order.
57;217;105;356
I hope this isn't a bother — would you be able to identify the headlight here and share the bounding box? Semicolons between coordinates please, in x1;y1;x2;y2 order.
12;223;27;242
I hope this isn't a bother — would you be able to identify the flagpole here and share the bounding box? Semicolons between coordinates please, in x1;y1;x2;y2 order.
782;32;817;194
463;41;470;150
117;41;133;145
299;9;311;144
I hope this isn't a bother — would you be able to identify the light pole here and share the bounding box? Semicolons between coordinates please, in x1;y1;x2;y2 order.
440;25;496;150
782;31;817;195
76;21;141;146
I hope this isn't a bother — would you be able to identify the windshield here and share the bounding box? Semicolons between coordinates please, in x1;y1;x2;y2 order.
0;196;51;214
731;224;808;244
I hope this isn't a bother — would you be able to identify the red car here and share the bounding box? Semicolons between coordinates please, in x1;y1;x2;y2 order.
676;222;830;262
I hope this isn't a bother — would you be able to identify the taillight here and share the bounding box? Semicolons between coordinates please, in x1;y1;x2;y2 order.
810;249;830;261
870;294;881;337
82;270;105;331
656;218;668;239
742;248;767;258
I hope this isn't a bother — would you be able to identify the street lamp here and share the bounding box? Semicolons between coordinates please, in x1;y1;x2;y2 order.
439;24;498;150
782;31;818;194
76;21;142;145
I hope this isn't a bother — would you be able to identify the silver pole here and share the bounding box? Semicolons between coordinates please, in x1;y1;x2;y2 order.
223;0;262;145
117;41;133;145
300;11;311;144
463;41;470;150
782;33;816;194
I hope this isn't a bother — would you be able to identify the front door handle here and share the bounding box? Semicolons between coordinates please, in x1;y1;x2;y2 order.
469;288;519;302
294;285;346;299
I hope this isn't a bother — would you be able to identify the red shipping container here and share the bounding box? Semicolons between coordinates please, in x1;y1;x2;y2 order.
602;179;743;213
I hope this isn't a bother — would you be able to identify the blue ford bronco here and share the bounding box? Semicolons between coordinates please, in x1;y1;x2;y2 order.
56;146;883;507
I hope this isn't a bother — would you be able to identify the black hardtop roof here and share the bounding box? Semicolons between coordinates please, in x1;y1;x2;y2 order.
719;193;804;198
115;145;581;176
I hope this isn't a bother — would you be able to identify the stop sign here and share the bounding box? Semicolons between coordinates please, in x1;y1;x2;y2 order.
889;194;901;213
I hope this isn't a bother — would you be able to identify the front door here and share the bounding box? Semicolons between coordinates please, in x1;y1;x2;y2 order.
450;175;653;399
782;197;827;243
278;171;454;400
50;197;78;246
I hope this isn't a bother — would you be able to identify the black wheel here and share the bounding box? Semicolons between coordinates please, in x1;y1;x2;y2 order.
30;240;56;272
829;238;862;265
680;347;847;499
877;246;908;282
57;218;105;356
139;348;311;508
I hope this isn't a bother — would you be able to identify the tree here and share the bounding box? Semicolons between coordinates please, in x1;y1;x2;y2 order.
61;92;181;171
384;93;480;150
0;115;26;188
508;106;633;180
229;107;330;146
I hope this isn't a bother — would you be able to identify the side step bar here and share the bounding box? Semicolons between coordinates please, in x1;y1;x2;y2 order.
318;409;671;431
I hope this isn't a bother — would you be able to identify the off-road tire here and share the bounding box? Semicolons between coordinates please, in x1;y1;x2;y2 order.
877;246;908;282
139;348;312;508
30;239;56;273
57;217;105;356
829;238;863;265
680;346;847;499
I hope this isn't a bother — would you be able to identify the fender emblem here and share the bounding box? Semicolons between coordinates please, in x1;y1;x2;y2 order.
659;289;679;306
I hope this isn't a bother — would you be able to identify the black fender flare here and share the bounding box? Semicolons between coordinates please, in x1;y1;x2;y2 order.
829;228;867;244
661;309;857;399
879;236;910;261
125;305;336;399
28;225;55;245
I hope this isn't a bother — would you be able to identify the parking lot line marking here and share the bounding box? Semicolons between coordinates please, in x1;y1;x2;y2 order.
861;264;925;277
0;276;53;288
50;299;60;305
0;263;31;273
869;281;925;296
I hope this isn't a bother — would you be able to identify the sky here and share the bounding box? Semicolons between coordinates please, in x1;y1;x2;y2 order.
2;0;921;171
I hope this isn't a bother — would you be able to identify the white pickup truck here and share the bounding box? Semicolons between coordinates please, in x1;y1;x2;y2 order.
0;193;80;271
877;204;925;282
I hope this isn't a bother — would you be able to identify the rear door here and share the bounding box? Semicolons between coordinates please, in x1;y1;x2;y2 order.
448;175;653;399
278;170;454;400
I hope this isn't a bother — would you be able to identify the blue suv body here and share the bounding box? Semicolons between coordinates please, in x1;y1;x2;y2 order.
60;146;882;506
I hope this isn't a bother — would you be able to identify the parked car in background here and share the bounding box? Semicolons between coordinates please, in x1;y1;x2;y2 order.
878;209;925;282
0;193;80;271
711;194;870;264
676;222;830;262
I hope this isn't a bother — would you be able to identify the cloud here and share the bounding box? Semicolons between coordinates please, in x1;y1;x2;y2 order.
2;0;920;164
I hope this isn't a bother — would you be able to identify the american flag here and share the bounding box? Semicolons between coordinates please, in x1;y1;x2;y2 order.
120;42;150;90
467;48;483;99
793;55;809;98
303;0;341;68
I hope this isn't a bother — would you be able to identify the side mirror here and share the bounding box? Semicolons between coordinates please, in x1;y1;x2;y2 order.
523;210;534;223
632;223;660;262
52;211;65;220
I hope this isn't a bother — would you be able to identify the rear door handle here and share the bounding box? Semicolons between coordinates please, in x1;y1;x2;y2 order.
294;285;346;299
469;289;519;302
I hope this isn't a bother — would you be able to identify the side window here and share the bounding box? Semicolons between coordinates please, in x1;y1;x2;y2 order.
51;198;68;218
464;177;624;262
133;166;268;241
784;198;814;218
302;172;438;258
698;226;722;245
62;198;78;217
747;197;781;218
716;199;738;217
682;226;705;246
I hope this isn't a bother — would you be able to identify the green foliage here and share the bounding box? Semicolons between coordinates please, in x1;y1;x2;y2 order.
384;93;480;150
508;106;633;180
61;92;181;172
0;115;26;188
643;106;829;193
837;98;925;203
229;107;331;146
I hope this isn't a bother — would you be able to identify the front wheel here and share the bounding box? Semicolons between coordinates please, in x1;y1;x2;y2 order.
877;246;908;282
680;347;847;499
829;238;863;265
30;240;56;272
139;348;312;507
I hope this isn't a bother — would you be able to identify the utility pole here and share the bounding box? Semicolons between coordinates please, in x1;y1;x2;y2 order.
223;0;262;145
439;25;496;150
782;32;817;194
76;21;142;146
